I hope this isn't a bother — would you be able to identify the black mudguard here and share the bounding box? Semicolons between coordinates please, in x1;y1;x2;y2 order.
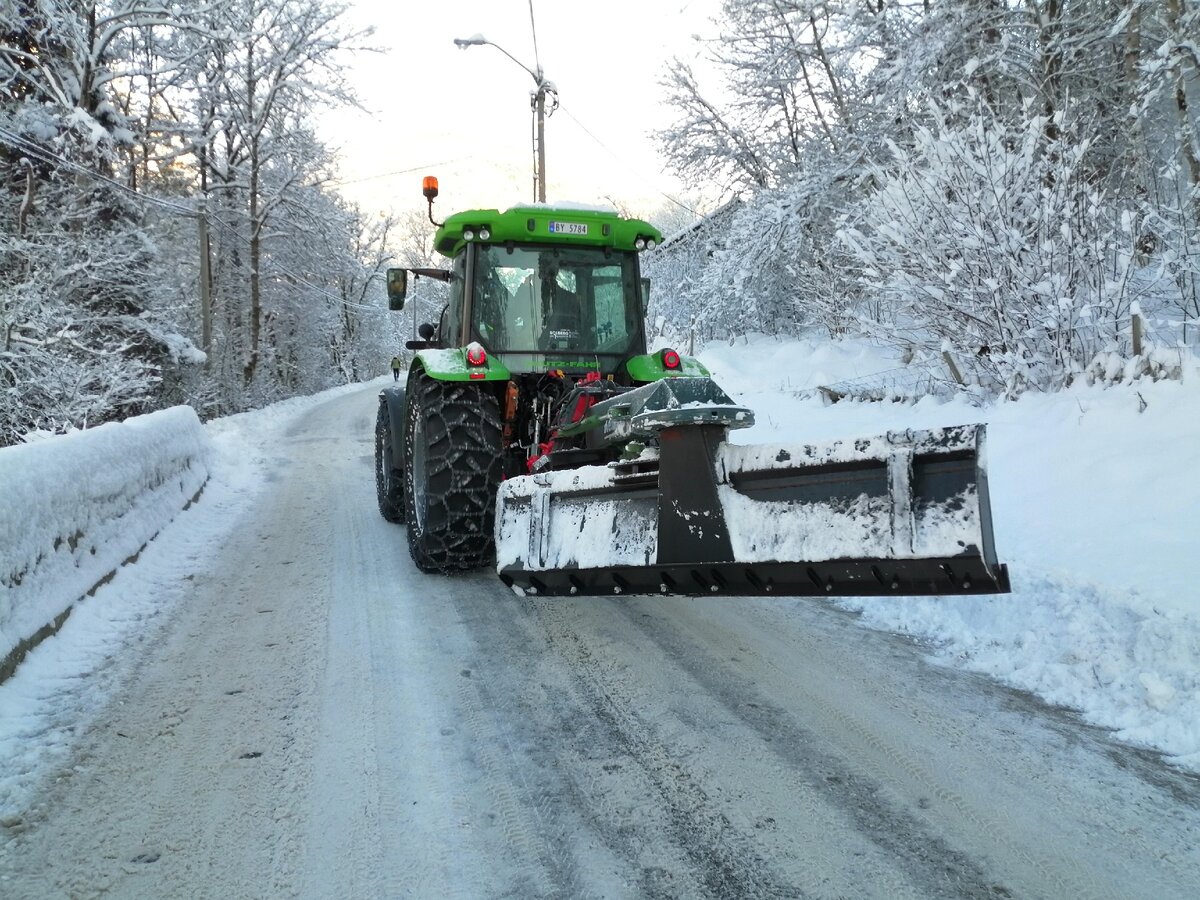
379;384;407;475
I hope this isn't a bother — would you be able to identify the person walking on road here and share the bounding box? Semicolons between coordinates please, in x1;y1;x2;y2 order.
390;356;402;381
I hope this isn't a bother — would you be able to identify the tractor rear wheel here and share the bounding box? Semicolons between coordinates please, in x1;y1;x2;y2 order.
375;399;404;523
403;372;503;572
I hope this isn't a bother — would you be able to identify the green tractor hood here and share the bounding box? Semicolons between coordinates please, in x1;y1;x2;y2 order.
434;206;662;257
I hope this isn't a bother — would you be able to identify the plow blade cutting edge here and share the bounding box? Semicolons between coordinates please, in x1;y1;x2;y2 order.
495;379;1009;597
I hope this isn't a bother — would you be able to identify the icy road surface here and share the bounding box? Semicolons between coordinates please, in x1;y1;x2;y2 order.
3;387;1198;899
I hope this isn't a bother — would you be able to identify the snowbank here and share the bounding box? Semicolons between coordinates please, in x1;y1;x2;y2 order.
700;335;1200;769
0;380;374;816
0;407;210;674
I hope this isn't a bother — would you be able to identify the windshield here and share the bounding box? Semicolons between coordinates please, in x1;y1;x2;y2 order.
471;244;642;356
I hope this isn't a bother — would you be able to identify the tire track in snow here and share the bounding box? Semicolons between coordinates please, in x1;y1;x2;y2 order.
526;596;920;899
298;391;532;898
449;583;634;899
0;446;334;899
620;595;1200;900
449;588;832;898
608;598;1019;899
297;434;384;898
446;586;709;897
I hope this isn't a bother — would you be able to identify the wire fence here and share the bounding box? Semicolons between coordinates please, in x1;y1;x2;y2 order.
809;365;963;405
800;307;1199;405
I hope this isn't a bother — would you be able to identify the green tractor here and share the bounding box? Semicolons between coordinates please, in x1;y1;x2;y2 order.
376;180;1009;597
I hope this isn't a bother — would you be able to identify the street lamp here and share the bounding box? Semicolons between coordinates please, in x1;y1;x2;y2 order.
454;34;557;202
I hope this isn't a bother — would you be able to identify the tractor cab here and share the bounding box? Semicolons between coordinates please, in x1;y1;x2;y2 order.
468;241;643;371
387;181;661;380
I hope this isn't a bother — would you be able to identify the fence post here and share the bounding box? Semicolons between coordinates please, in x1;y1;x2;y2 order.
942;349;965;386
1131;310;1144;357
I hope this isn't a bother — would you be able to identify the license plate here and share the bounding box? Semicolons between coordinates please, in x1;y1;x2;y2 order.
549;221;588;235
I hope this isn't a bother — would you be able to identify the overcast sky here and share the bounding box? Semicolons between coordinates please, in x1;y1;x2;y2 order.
318;0;725;225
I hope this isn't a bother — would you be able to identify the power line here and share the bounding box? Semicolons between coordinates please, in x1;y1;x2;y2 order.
0;125;201;218
528;0;542;77
553;104;699;216
289;274;387;312
1;127;348;240
328;157;472;187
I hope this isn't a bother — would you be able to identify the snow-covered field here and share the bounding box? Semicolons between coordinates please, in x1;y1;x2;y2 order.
0;337;1197;821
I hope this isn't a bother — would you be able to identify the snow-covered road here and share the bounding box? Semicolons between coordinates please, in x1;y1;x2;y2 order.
2;384;1198;899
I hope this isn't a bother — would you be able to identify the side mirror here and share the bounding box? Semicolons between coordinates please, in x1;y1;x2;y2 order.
641;277;651;311
386;268;408;310
418;322;435;340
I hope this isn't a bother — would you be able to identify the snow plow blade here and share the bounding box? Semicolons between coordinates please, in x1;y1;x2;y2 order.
496;383;1008;597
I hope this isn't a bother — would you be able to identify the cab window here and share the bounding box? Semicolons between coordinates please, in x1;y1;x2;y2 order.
471;244;640;356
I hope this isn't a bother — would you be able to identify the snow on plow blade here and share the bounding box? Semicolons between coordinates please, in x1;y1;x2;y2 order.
496;409;1009;598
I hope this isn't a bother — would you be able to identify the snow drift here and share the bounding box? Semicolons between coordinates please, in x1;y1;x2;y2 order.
0;406;210;674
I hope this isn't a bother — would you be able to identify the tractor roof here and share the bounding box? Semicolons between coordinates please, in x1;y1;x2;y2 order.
433;205;663;258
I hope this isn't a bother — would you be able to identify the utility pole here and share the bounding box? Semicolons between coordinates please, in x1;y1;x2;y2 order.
197;197;212;366
455;35;557;202
533;87;547;202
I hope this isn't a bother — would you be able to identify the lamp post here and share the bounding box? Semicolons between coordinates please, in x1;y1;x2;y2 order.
454;35;557;202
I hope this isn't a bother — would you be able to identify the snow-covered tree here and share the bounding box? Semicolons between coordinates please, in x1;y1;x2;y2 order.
0;1;190;441
651;0;1200;393
1;0;393;443
838;106;1164;393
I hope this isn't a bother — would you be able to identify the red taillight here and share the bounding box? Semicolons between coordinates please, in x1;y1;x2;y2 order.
661;348;681;370
466;345;487;367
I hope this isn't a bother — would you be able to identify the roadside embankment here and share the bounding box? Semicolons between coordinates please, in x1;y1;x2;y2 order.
0;407;210;682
